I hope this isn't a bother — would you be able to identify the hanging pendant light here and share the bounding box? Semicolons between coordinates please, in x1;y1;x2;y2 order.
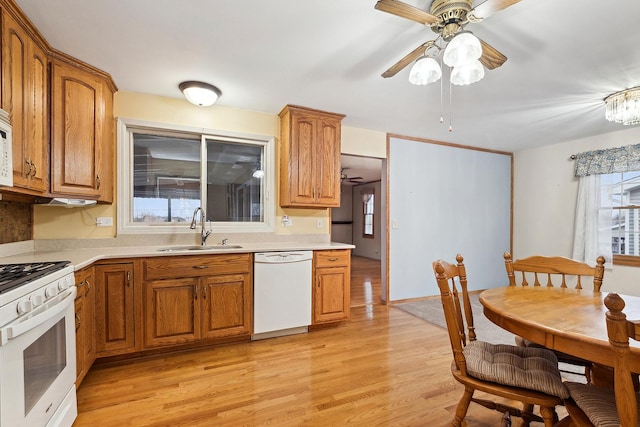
443;31;482;68
408;56;442;85
450;59;485;86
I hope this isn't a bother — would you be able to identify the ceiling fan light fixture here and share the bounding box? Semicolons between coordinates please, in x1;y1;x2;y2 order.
179;81;222;107
443;31;482;67
408;56;442;85
450;59;485;86
605;86;640;125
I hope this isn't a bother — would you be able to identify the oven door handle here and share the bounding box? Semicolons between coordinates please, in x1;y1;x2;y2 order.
1;287;77;343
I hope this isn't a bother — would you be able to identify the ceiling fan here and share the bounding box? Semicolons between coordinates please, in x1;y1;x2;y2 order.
375;0;521;79
340;168;364;184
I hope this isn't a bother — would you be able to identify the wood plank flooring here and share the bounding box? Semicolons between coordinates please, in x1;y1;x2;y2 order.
350;255;382;307
75;304;542;426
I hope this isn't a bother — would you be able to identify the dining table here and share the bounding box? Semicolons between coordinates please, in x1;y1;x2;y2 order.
479;286;640;375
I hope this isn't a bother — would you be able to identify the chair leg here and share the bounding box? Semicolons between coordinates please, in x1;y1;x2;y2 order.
540;406;556;427
452;387;474;426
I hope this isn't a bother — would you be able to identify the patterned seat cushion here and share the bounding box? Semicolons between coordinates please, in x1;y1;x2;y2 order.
463;340;569;398
566;381;640;427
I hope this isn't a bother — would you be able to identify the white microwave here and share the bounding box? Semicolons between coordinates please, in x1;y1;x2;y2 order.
0;109;12;188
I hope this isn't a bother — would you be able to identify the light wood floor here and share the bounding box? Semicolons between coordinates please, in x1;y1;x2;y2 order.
350;255;382;307
75;303;543;426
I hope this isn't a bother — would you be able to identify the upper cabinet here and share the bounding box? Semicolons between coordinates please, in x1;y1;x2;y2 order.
0;0;116;202
279;105;345;208
50;59;114;202
1;9;48;193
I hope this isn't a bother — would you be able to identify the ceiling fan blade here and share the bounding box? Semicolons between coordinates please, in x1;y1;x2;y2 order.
382;41;433;78
471;0;522;19
478;39;507;70
374;0;438;25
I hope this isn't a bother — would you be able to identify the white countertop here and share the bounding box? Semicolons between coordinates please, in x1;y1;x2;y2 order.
0;241;355;270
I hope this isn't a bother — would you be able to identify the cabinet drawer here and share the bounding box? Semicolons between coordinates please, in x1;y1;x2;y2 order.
314;250;350;268
143;254;252;280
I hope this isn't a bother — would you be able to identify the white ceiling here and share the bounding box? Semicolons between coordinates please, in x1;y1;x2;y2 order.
14;0;640;156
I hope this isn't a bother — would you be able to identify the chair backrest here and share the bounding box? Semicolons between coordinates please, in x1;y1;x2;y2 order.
432;254;474;375
504;252;605;291
604;293;640;427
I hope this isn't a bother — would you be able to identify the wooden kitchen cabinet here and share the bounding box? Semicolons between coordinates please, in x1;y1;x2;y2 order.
313;249;351;324
142;254;252;349
95;262;137;357
50;59;114;202
279;105;345;208
0;9;48;193
74;266;95;386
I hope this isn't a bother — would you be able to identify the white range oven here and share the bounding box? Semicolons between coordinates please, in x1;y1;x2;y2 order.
0;261;77;427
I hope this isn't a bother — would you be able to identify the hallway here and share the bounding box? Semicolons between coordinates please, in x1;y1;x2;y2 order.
350;255;382;307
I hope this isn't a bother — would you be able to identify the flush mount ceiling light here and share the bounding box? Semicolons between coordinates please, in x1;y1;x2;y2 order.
605;86;640;125
179;81;221;107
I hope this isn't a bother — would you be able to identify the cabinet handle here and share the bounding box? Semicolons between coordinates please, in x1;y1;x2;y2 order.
328;257;338;262
96;174;101;189
85;279;91;296
126;271;131;287
194;284;198;300
30;161;37;177
25;160;32;177
203;285;207;299
76;280;86;289
193;265;208;269
75;313;81;332
317;275;320;288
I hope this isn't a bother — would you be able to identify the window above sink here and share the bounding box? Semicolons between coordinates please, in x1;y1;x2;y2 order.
117;118;275;235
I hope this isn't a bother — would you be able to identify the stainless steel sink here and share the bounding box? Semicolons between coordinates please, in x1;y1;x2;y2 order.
157;245;242;252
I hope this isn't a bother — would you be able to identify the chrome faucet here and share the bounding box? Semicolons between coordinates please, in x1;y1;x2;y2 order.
190;207;211;246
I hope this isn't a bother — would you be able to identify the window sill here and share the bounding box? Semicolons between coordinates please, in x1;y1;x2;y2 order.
613;255;640;267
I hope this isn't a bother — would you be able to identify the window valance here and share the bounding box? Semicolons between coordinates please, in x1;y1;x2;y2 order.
574;143;640;177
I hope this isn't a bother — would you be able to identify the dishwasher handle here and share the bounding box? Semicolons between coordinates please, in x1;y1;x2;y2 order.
254;251;313;264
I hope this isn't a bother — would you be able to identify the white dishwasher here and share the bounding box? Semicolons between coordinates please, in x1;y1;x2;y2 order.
253;251;312;340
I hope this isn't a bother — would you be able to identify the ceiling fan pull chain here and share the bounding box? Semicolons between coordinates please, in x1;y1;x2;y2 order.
449;72;454;132
439;54;444;124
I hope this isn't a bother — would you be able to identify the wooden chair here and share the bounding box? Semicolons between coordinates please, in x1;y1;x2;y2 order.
504;252;606;382
564;293;640;426
433;254;569;427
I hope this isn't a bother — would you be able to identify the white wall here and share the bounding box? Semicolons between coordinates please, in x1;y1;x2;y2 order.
513;126;640;296
331;186;353;244
388;137;512;300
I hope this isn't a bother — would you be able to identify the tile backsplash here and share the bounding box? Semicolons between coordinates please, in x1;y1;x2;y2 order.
0;201;32;243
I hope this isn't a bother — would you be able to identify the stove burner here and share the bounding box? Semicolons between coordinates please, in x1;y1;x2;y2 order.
0;261;71;294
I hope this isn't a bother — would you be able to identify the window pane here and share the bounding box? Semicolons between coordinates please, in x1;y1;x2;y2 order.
132;133;201;223
612;207;640;255
206;138;264;223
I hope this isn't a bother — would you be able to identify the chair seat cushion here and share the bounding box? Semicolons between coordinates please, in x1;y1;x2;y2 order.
463;340;569;398
566;381;640;427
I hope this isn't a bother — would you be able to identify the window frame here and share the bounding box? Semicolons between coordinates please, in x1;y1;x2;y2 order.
117;118;275;235
362;189;374;239
602;171;640;266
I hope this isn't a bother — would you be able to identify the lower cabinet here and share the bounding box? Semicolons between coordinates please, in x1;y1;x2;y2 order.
94;261;137;357
142;253;252;349
313;249;351;324
74;266;95;386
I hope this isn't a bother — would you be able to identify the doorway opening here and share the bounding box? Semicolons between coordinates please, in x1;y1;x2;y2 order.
331;154;384;308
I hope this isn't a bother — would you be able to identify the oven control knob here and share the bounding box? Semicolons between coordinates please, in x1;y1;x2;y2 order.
58;277;71;291
45;284;59;298
17;300;33;314
30;294;45;307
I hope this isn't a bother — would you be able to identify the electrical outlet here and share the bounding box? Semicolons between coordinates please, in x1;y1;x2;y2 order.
96;217;113;227
282;215;292;227
316;219;322;228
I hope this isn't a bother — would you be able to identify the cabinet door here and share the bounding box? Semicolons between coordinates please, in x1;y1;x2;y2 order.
288;112;316;206
95;263;135;355
144;278;200;348
1;12;47;192
50;61;104;198
201;273;251;339
74;295;85;385
313;266;350;324
314;116;341;206
74;267;95;386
